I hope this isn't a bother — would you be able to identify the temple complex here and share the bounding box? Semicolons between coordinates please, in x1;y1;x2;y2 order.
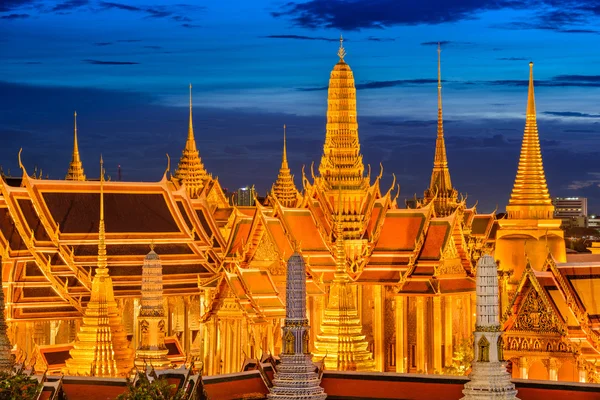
267;250;327;400
462;254;518;399
495;63;566;306
0;40;598;389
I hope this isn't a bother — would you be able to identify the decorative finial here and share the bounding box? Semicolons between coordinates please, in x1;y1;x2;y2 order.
188;83;194;141
282;124;288;164
527;61;536;117
437;42;442;109
150;240;155;252
97;154;108;273
338;34;346;61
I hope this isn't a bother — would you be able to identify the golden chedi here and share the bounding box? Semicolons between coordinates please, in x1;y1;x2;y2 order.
271;125;300;207
135;246;170;369
495;63;566;286
63;157;133;377
174;84;209;198
65;111;86;181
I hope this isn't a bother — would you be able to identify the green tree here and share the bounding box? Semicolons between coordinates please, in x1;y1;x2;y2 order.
116;372;186;400
0;370;41;400
443;336;474;376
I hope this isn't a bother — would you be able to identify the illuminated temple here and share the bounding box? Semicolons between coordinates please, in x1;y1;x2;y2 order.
0;39;599;393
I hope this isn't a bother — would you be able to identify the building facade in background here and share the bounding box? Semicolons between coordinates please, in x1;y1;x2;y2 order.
553;197;588;229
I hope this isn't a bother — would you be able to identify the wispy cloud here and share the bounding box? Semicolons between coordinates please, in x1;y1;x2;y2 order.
367;36;395;42
497;57;528;61
83;59;139;65
1;13;29;19
93;42;113;46
544;111;600;118
51;0;88;12
421;40;452;46
298;78;439;91
261;34;339;42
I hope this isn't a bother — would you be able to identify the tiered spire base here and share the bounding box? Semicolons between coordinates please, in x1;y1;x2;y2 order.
268;354;327;400
462;362;519;400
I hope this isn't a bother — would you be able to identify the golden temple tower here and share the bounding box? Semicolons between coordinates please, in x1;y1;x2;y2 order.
64;157;134;377
0;258;12;371
422;44;458;217
271;125;299;207
317;36;369;239
175;84;209;198
135;246;170;369
313;202;375;371
495;63;565;286
65;111;86;181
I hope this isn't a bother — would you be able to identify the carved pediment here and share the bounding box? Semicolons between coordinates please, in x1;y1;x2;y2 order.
512;288;565;335
254;232;279;262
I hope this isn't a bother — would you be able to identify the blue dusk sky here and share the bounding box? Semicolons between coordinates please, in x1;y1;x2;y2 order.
2;0;600;212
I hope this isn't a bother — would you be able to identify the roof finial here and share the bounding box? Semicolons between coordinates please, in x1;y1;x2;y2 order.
150;240;155;252
437;43;442;111
188;83;194;141
66;110;86;180
282;124;288;166
527;62;536;118
338;34;346;61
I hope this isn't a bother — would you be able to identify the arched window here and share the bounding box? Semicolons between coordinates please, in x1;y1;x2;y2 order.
498;336;504;361
478;336;490;362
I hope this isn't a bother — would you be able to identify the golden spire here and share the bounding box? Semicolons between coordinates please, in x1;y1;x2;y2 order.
64;155;133;377
423;43;458;217
506;62;554;219
271;124;299;207
313;176;375;371
175;84;209;198
65;111;86;181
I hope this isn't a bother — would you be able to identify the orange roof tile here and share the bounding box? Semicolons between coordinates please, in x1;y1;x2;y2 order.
420;221;451;260
227;218;252;256
375;210;426;251
281;210;327;251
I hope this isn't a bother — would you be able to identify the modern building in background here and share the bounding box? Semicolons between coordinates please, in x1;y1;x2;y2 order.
233;185;256;206
553;197;588;229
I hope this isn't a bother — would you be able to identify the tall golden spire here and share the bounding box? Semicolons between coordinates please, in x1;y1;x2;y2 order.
313;173;374;371
175;84;209;198
423;43;458;216
271;124;299;207
506;62;554;219
65;111;86;181
318;38;367;192
64;156;133;377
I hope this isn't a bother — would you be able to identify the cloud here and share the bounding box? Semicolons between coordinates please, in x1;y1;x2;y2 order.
261;34;339;42
143;45;162;50
298;78;439;92
272;0;600;33
97;1;202;21
51;0;88;12
0;0;34;13
544;111;600;118
367;36;395;42
181;23;201;28
271;0;525;30
172;15;191;22
421;40;452;46
83;59;139;65
93;42;113;46
116;39;142;43
1;13;29;19
9;61;42;64
497;57;528;61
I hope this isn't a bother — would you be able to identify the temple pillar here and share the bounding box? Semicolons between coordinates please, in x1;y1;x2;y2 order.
519;357;529;379
444;296;453;367
132;298;140;350
394;296;406;373
357;285;363;325
433;295;442;373
416;297;425;373
498;271;512;315
547;358;560;381
470;292;476;332
183;297;190;355
373;285;385;371
49;320;60;345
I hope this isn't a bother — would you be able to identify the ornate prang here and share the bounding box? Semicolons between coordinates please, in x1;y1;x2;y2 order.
462;255;518;400
267;251;327;400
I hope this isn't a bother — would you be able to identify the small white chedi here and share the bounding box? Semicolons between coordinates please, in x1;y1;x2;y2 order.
462;254;519;400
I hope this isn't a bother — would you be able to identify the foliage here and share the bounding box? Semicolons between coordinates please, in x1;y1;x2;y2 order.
442;336;474;376
116;372;186;400
0;370;40;400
